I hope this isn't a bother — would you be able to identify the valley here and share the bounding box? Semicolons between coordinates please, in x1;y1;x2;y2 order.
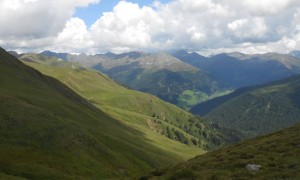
2;47;300;179
0;0;300;180
0;48;242;179
2;1;300;179
19;52;241;151
0;48;203;179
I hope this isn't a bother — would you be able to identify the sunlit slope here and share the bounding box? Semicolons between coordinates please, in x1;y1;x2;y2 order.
21;53;242;151
0;48;202;179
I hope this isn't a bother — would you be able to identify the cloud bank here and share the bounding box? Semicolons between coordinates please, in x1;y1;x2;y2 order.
1;0;300;54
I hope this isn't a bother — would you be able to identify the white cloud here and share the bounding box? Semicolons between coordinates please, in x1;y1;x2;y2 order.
90;1;161;51
228;19;248;31
187;27;206;42
240;0;294;15
86;0;299;53
228;18;268;39
54;17;93;53
1;0;300;54
24;0;39;3
0;0;99;38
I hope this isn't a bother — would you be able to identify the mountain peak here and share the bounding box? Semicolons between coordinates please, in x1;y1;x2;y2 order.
39;50;69;60
138;52;199;72
101;51;146;59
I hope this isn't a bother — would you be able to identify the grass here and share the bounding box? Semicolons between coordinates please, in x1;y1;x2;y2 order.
21;53;241;152
144;123;300;179
178;90;232;110
0;48;204;179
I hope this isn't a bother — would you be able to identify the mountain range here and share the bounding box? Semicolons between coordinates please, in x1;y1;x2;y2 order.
69;52;220;109
2;47;300;179
173;50;300;89
37;50;300;110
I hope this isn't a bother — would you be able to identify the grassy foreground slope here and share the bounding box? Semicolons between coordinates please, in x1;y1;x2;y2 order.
20;53;242;151
0;48;203;179
144;123;300;179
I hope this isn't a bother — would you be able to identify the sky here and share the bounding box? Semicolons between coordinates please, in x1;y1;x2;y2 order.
74;0;172;27
0;0;300;55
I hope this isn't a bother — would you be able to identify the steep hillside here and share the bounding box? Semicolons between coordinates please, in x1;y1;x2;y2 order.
144;123;300;179
0;47;206;179
174;51;300;89
20;53;242;151
192;75;300;137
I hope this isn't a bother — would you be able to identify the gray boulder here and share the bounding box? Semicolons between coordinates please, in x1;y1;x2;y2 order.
245;164;261;172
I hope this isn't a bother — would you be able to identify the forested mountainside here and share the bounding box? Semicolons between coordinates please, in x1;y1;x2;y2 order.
191;75;300;137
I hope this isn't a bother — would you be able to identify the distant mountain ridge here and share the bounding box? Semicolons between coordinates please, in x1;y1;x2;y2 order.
99;51;146;59
174;50;300;89
31;50;300;110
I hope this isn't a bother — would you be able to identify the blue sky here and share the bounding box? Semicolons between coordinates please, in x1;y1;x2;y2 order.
74;0;172;27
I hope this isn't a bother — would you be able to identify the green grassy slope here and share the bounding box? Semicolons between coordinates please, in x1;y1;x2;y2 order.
0;48;204;179
20;53;242;151
144;123;300;179
191;75;300;137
